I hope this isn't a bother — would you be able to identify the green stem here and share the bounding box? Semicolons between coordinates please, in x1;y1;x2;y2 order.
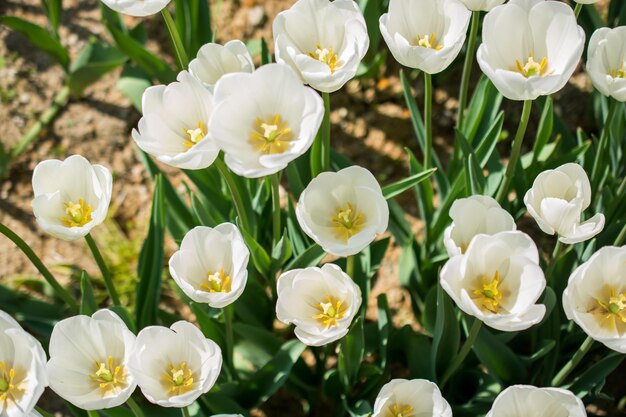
214;158;251;233
0;223;78;311
424;73;433;169
346;255;355;279
440;319;482;388
574;2;583;18
591;99;618;188
181;407;191;417
496;100;533;203
87;411;99;417
162;8;189;70
223;304;237;381
457;11;480;132
127;398;145;417
85;233;121;306
545;239;567;283
35;406;55;417
311;92;331;177
552;336;594;386
271;173;282;247
614;223;626;246
11;86;70;159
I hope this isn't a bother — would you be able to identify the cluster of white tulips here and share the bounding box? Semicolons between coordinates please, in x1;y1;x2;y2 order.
2;0;625;415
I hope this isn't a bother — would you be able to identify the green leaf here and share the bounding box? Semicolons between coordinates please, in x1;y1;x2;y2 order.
136;175;166;329
271;232;293;274
462;75;503;143
382;168;437;200
69;40;126;96
0;16;70;70
338;318;364;391
532;96;554;164
261;38;272;65
190;302;225;349
377;294;391;370
238;223;271;277
431;285;460;380
79;271;98;315
473;326;527;382
201;392;248;417
284;243;325;270
41;0;62;35
569;352;624;397
116;64;151;112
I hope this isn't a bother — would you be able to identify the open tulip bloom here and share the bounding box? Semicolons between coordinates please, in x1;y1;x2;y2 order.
563;246;626;353
132;71;219;170
31;154;112;242
0;311;47;417
189;40;255;91
444;195;516;257
372;379;452;417
128;321;222;408
380;0;471;74
169;224;250;308
210;64;324;178
46;310;136;410
476;0;585;101
587;26;626;102
296;166;389;257
276;263;361;347
524;163;605;244
440;231;546;332
486;385;587;417
272;0;369;93
99;0;171;17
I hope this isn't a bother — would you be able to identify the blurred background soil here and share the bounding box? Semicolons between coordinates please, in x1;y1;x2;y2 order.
0;0;618;416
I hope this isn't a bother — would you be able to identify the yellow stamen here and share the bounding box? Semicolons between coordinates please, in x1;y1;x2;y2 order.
89;356;128;397
609;61;626;79
386;404;415;417
249;114;294;155
60;198;92;227
515;52;549;78
472;270;503;313
183;120;208;148
162;362;195;397
308;44;341;73
312;295;346;329
413;33;443;51
330;202;366;242
200;268;232;293
596;288;626;327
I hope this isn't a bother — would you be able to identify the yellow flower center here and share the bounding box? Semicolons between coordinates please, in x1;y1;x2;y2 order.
249;114;294;155
472;270;503;313
162;362;195;397
89;356;128;397
312;295;346;329
183;121;207;148
596;288;626;325
61;198;93;227
199;267;232;293
331;202;366;242
515;53;549;77
413;33;443;50
0;361;24;406
308;44;340;73
387;404;415;417
609;61;626;79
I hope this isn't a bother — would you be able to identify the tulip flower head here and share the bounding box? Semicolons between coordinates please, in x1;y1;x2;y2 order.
276;264;362;346
210;64;324;178
296;166;389;257
458;0;506;11
169;224;250;308
273;0;369;93
440;231;546;331
132;71;219;170
477;0;585;101
46;310;136;410
189;41;254;90
444;195;516;257
587;26;626;102
0;310;48;417
486;385;587;417
380;0;471;74
31;155;112;241
372;379;452;417
129;321;222;407
524;163;605;244
563;246;626;353
100;0;172;17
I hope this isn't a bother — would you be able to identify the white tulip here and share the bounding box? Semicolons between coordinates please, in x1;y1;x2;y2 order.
486;385;586;417
524;163;604;244
132;71;219;170
379;0;471;74
189;41;254;91
458;0;506;11
0;311;47;417
169;224;250;309
372;379;452;417
31;155;112;242
477;0;585;101
129;321;222;408
563;246;626;353
444;195;516;257
100;0;171;17
276;263;361;346
296;166;389;257
440;231;546;332
587;26;626;102
273;0;369;93
210;64;324;178
46;310;136;410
